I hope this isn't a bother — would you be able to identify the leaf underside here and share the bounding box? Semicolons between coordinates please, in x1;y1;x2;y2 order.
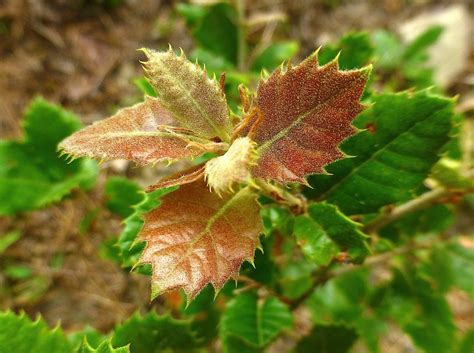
142;48;232;142
147;165;206;191
238;53;370;183
139;179;262;300
60;97;216;165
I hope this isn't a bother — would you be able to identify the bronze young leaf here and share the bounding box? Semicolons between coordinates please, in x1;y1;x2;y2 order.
139;179;262;301
59;96;224;165
238;52;371;183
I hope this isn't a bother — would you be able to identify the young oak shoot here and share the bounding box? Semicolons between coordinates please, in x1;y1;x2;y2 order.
59;47;370;301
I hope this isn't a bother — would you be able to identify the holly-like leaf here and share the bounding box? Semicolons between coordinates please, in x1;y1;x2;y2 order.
78;340;129;353
308;91;454;215
239;52;370;183
0;311;71;353
138;179;262;300
142;48;232;142
294;203;369;265
220;292;293;351
0;98;97;215
105;177;142;218
111;312;200;353
60;97;222;165
115;187;177;270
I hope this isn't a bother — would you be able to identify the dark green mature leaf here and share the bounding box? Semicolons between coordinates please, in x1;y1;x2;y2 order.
251;42;299;72
192;3;238;65
308;91;454;215
295;325;358;353
220;292;293;351
105;177;142;218
295;203;369;265
0;98;97;215
115;187;177;270
380;204;454;242
372;30;403;70
428;240;474;299
111;312;200;353
386;269;456;353
181;285;220;344
402;26;443;62
0;311;71;353
318;32;374;70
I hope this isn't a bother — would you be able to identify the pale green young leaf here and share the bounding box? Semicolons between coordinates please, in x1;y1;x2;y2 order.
308;91;454;215
142;48;232;142
220;292;293;351
0;98;97;215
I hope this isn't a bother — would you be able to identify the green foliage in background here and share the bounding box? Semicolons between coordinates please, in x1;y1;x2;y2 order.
0;98;97;215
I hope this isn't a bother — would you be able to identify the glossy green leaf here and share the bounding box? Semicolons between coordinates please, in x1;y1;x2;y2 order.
111;312;200;353
192;3;238;65
0;311;71;353
78;339;129;353
295;203;369;264
105;177;142;218
295;325;358;353
0;98;97;215
220;292;293;351
251;41;299;71
308;91;454;215
318;32;374;69
387;269;456;353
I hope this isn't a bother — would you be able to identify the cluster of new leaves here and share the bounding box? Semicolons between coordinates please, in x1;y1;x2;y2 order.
60;47;370;301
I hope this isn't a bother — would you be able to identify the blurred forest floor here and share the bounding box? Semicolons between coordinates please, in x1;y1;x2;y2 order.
0;0;473;349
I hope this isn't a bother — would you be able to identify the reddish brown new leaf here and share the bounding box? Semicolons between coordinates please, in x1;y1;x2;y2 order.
240;53;371;183
147;165;205;191
59;97;224;165
138;179;262;300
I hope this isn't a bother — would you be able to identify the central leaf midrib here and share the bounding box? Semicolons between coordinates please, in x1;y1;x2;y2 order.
92;131;212;145
256;83;353;155
166;188;252;277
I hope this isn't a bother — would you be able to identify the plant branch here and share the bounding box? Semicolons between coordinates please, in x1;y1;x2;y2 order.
363;187;448;234
254;179;307;212
289;235;452;310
